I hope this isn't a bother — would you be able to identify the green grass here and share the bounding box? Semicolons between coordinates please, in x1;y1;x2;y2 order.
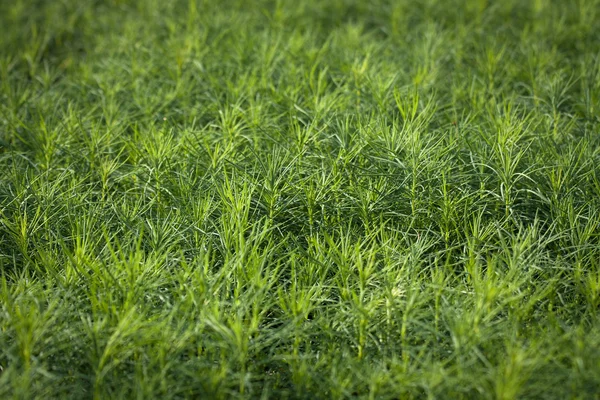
1;0;600;398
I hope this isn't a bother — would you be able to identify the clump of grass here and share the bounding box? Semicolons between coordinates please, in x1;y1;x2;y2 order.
1;0;600;398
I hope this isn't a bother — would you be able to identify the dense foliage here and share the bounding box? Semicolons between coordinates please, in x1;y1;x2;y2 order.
1;0;600;398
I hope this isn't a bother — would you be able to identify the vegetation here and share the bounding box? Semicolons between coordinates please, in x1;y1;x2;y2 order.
1;0;600;398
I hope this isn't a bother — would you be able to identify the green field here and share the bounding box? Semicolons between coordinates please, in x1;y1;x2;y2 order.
1;0;600;398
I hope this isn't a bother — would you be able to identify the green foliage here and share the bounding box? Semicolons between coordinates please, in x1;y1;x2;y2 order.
1;0;600;398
